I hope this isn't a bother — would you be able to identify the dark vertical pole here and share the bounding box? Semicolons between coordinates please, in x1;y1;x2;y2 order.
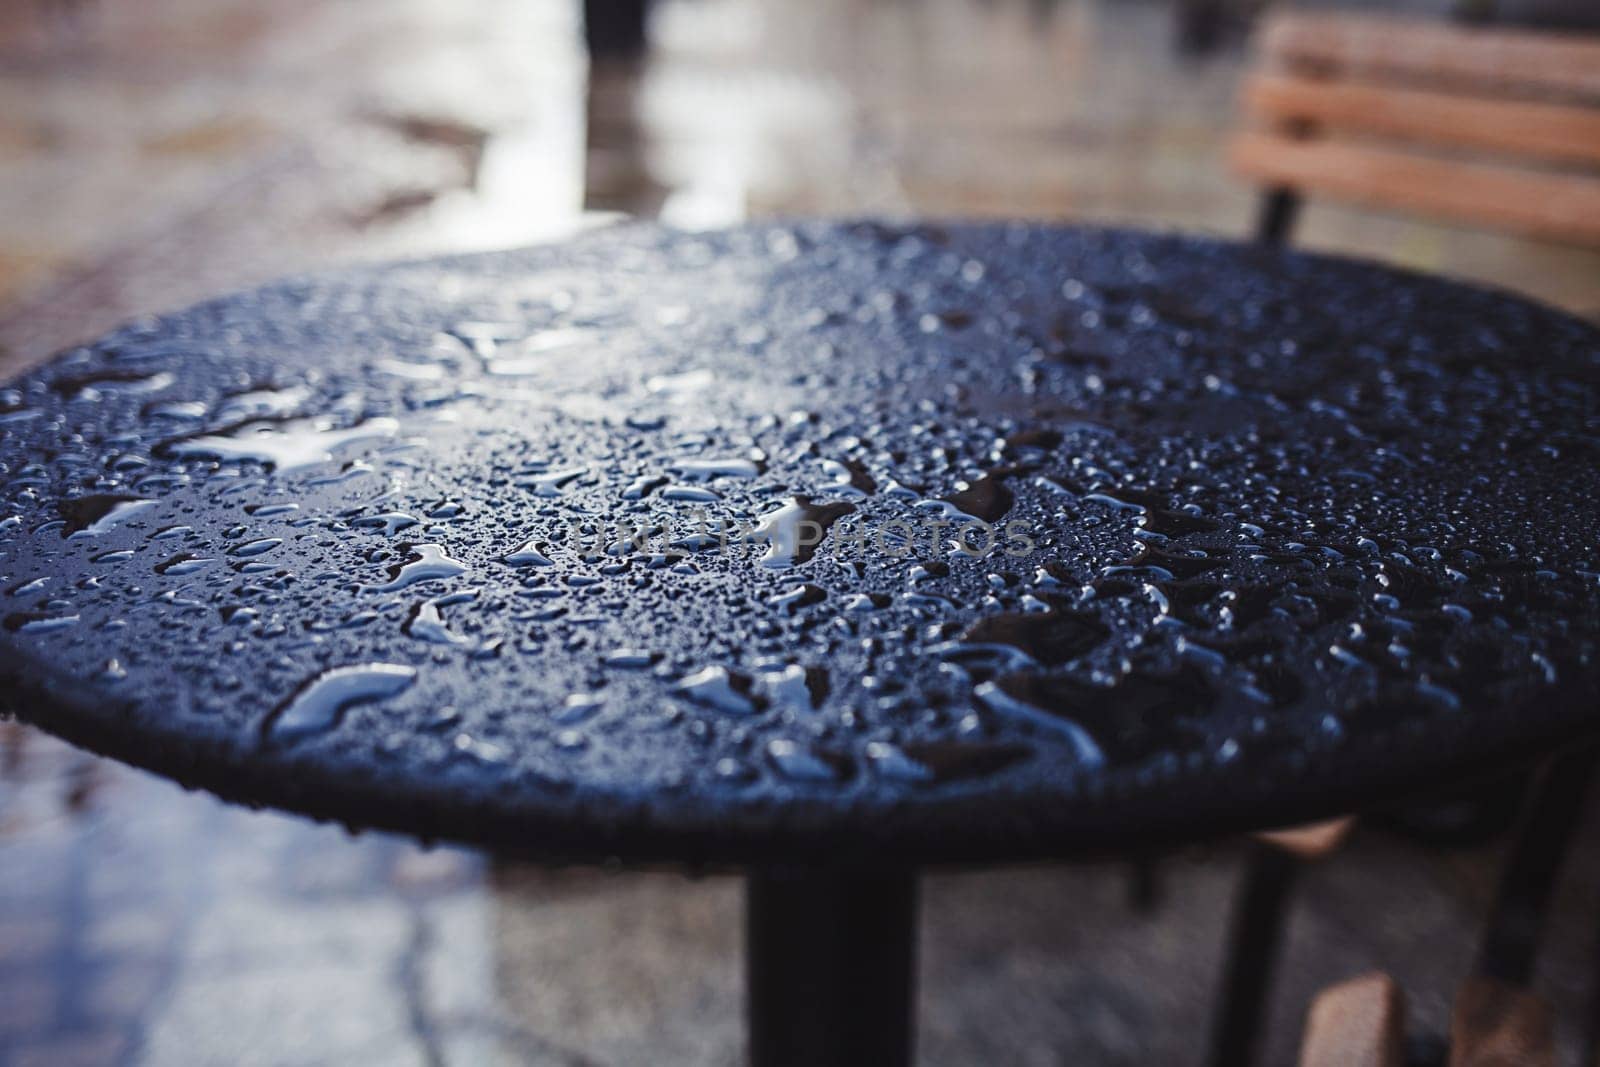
747;868;918;1067
1127;855;1162;914
1586;912;1600;1067
1175;0;1226;57
583;0;648;58
1255;188;1301;247
1207;843;1297;1067
1475;742;1598;986
581;0;665;218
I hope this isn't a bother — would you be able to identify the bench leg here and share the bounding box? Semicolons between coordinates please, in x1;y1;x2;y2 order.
1127;855;1163;914
747;868;918;1067
1208;843;1298;1067
1587;914;1600;1067
1476;741;1599;985
1175;0;1227;57
1255;187;1301;247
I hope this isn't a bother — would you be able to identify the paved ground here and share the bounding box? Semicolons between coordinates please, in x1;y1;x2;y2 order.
2;0;1598;1064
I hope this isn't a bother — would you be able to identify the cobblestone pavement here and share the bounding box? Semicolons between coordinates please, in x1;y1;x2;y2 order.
2;0;1599;1064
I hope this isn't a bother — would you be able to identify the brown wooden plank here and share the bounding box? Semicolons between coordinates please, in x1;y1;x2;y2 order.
1229;131;1600;246
1244;73;1600;168
1449;976;1554;1067
1299;972;1405;1067
1256;817;1356;861
1260;12;1600;102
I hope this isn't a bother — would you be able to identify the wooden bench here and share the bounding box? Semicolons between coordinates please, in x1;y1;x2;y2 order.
1298;972;1554;1067
1231;12;1600;246
1293;744;1599;1067
1208;818;1357;1067
1299;972;1405;1067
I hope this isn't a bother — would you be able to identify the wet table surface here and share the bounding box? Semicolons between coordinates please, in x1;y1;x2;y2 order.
1;221;1597;867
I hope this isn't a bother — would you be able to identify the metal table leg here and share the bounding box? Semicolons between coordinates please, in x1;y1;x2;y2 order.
1255;188;1302;247
1207;843;1298;1067
746;868;918;1067
583;0;648;58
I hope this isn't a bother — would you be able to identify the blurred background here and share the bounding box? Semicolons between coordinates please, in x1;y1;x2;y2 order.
1;1;1597;1064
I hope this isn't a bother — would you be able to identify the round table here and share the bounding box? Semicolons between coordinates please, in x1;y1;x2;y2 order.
2;223;1597;1064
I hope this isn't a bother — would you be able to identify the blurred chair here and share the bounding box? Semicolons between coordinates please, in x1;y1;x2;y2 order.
1208;818;1354;1067
1298;971;1405;1067
1297;971;1555;1067
1449;976;1554;1067
1238;744;1596;1067
1230;10;1600;246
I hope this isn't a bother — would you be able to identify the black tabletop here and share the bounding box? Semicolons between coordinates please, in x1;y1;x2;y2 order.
1;222;1597;866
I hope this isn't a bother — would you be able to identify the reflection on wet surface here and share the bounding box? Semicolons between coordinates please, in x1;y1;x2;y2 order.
2;0;1599;1064
0;722;497;1066
2;0;1596;381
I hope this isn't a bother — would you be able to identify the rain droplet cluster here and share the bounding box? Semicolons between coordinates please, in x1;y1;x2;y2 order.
1;222;1596;859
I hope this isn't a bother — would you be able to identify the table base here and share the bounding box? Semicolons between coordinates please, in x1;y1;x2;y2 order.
746;868;918;1067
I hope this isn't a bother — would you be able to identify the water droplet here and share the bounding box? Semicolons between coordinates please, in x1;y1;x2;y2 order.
452;732;507;764
504;540;554;567
375;359;447;381
672;457;762;481
761;664;829;709
352;512;420;536
674;666;763;714
943;474;1013;523
556;693;605;724
603;649;661;669
766;739;851;783
865;740;1030;783
60;495;159;538
527;467;588;497
405;597;477;648
662;485;722;503
52;368;174;400
244;503;300;518
3;612;80;634
974;680;1105;767
745;498;854;567
767;584;827;614
164;415;399;471
215;384;312;421
263;663;417;742
373;544;468;592
155;553;211;576
820;459;876;498
622;474;668;500
8;577;50;598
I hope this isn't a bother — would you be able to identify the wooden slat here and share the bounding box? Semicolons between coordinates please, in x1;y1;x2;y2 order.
1449;976;1554;1067
1260;12;1600;103
1244;73;1600;168
1230;131;1600;247
1256;817;1355;861
1299;972;1405;1067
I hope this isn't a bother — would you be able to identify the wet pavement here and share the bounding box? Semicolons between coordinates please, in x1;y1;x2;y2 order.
6;715;1600;1065
2;0;1596;382
2;0;1599;1064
